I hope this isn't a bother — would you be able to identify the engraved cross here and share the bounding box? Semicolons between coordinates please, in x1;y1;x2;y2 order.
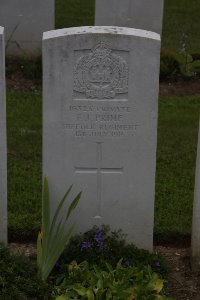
75;142;123;217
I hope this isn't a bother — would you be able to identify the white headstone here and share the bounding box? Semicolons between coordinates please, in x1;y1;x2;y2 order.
0;26;7;245
95;0;164;35
43;26;160;251
192;120;200;270
0;0;54;56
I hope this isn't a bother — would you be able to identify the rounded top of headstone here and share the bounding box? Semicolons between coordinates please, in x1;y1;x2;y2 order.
0;26;4;35
43;26;160;42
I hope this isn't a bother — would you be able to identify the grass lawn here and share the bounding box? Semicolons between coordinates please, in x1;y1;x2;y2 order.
55;0;95;29
55;0;200;53
7;90;42;238
162;0;200;53
7;90;200;240
155;96;200;238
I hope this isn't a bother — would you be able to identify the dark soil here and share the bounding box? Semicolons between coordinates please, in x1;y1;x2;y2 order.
6;71;41;92
160;76;200;97
155;246;200;300
6;71;200;96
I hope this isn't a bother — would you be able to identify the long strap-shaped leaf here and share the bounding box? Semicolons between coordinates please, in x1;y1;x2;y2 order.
38;178;82;281
41;225;75;280
47;190;82;255
42;177;50;234
66;191;82;219
47;185;73;244
43;218;74;271
42;184;74;268
37;231;42;271
41;177;50;265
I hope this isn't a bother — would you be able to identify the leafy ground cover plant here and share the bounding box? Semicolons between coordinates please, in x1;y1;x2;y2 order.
0;240;172;299
160;48;180;80
54;260;173;300
37;177;82;281
0;244;50;299
59;226;167;277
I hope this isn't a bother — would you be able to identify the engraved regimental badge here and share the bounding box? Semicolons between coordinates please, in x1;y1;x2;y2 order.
74;42;128;99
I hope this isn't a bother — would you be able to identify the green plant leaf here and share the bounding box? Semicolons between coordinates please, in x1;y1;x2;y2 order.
37;231;42;270
49;184;73;237
66;191;82;219
74;285;87;296
41;177;50;265
41;225;75;280
56;295;70;300
127;288;137;300
86;289;95;300
153;279;164;293
37;178;81;281
146;274;162;293
42;177;50;235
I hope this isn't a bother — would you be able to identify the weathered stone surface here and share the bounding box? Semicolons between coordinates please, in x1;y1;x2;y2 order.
95;0;164;34
192;121;200;271
43;26;160;251
0;26;7;244
0;0;54;56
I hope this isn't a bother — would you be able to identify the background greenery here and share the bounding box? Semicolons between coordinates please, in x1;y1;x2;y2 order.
7;0;200;241
55;0;200;53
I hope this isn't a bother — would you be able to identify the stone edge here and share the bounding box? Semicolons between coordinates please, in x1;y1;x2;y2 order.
0;26;4;35
43;26;160;42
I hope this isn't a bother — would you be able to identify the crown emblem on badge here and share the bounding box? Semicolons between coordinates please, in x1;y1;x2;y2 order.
92;42;111;58
74;42;128;99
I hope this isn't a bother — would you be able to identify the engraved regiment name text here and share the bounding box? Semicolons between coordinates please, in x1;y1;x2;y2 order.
63;105;138;138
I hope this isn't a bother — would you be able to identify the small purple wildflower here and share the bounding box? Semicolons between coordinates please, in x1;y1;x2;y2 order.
94;230;104;243
154;260;161;268
81;241;92;251
94;230;105;251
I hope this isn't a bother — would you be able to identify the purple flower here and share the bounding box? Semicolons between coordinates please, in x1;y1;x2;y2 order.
154;260;161;268
94;230;104;243
94;230;105;251
81;241;92;251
